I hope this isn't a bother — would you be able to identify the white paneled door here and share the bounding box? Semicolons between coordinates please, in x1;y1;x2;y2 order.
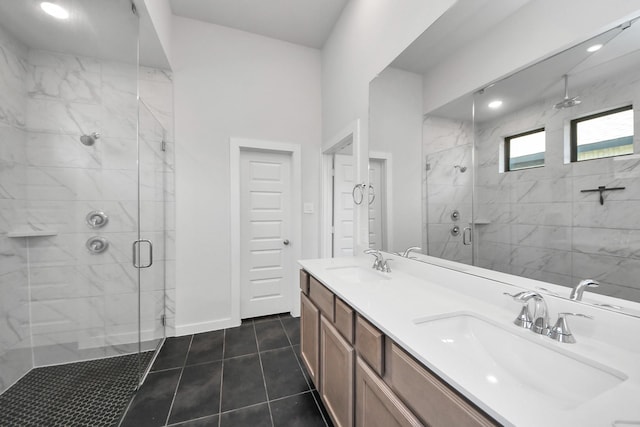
333;153;354;257
240;150;292;318
368;158;384;249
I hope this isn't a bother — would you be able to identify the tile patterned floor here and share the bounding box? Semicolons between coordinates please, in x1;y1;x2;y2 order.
119;314;333;427
0;352;152;427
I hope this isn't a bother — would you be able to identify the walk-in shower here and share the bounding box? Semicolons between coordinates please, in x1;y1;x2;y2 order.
0;0;174;424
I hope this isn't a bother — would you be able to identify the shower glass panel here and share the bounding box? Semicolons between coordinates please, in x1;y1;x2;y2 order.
136;100;167;377
0;0;166;396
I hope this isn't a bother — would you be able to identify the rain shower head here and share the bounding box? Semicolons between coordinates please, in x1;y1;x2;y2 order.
80;132;100;146
553;75;581;109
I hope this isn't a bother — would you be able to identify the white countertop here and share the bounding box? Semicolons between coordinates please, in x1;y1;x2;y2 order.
298;255;640;427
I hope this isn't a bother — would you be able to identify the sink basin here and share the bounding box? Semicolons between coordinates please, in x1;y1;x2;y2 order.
413;312;627;410
325;265;391;283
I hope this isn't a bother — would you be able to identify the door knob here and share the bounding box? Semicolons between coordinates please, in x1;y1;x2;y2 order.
283;239;290;245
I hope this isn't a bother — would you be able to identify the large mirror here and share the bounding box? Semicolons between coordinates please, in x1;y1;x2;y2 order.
369;6;640;312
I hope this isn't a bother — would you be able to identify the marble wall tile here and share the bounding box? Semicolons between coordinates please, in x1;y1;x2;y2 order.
511;224;572;251
0;47;27;128
573;227;640;259
26;98;101;135
26;200;137;234
26;60;101;104
0;236;28;275
423;116;473;155
100;73;137;139
100;136;137;171
27;132;101;169
510;246;572;276
510;202;573;227
26;166;102;201
0;22;32;393
27;50;101;74
573;201;640;229
2;46;175;367
0;347;32;392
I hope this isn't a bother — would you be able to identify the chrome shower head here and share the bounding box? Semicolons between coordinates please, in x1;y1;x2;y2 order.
553;75;581;110
80;132;100;146
454;165;467;173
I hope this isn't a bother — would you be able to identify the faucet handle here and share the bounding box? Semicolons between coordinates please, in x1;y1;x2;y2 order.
380;259;392;273
549;312;593;344
503;292;533;329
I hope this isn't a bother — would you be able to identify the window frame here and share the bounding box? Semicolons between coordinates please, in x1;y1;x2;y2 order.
504;127;546;172
570;104;633;163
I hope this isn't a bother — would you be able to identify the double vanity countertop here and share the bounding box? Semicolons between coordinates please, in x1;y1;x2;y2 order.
298;255;640;427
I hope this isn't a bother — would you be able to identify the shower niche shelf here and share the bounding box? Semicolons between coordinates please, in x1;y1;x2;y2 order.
8;230;58;238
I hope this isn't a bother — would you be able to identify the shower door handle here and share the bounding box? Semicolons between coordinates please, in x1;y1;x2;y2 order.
132;239;153;268
462;227;472;246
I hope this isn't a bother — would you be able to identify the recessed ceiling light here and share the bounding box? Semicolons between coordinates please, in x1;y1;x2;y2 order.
488;100;503;109
41;2;69;20
587;43;603;53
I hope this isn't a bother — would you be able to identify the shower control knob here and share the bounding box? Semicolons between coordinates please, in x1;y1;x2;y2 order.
283;239;290;246
86;211;108;229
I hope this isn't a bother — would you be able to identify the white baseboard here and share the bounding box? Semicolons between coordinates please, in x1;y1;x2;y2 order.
173;317;240;336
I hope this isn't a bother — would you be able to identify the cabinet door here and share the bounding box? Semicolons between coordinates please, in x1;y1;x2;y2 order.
300;293;320;387
355;357;423;427
320;315;354;427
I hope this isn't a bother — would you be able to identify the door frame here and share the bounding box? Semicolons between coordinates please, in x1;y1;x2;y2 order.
321;119;363;257
369;151;393;251
230;138;302;322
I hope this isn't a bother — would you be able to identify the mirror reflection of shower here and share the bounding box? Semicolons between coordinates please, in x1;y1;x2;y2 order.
80;132;100;146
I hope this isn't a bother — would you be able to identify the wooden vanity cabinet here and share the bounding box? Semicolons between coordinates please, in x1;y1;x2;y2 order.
355;357;422;427
320;316;355;427
300;292;320;386
299;269;497;427
386;343;497;427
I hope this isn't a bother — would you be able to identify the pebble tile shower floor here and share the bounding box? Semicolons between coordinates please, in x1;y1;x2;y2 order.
0;351;153;426
119;313;333;427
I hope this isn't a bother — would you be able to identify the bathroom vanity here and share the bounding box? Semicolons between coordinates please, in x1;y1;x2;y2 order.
298;255;640;427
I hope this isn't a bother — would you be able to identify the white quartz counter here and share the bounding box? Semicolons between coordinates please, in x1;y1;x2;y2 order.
298;255;640;427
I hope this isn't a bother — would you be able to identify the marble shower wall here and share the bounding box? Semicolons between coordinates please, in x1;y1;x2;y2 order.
423;116;473;264
23;50;175;366
475;65;640;302
0;23;32;394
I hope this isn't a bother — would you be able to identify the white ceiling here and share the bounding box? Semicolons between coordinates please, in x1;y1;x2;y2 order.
0;0;170;69
429;18;640;123
391;0;531;75
169;0;348;49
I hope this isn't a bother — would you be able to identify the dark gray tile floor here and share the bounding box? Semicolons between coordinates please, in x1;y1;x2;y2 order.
120;313;333;427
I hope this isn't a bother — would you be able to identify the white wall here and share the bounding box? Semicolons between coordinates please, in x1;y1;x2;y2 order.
141;0;173;66
422;0;640;114
321;0;456;252
369;67;423;253
172;17;322;334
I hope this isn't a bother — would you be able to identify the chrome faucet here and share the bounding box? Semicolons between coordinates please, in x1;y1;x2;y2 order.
569;279;599;301
399;246;422;258
548;313;593;343
506;291;550;335
364;249;392;273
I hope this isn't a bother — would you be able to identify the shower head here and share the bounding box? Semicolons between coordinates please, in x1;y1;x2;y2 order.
454;165;467;173
80;132;100;146
553;75;581;110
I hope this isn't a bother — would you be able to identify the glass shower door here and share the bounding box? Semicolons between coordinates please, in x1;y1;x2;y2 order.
135;100;167;382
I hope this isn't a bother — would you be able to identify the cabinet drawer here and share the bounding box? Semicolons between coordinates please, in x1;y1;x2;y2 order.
335;298;354;344
355;357;422;427
300;269;310;295
355;315;384;376
388;343;497;427
309;276;334;321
